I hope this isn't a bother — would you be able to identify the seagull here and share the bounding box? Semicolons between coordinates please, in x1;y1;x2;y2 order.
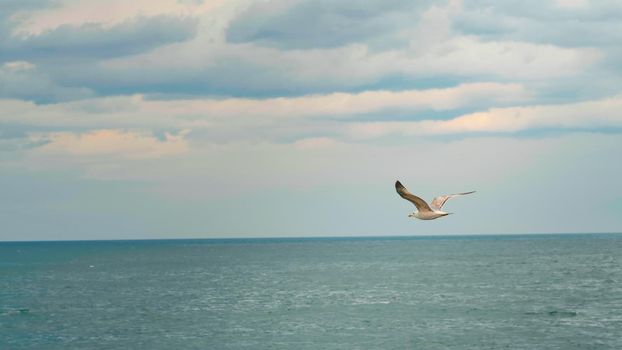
395;180;475;220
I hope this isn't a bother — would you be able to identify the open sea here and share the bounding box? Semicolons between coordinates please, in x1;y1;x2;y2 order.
1;233;621;349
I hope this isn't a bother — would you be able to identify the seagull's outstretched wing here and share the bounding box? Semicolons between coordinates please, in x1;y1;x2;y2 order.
430;191;475;210
395;181;433;213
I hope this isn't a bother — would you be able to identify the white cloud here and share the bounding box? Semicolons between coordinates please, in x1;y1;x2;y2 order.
408;36;601;79
2;0;607;102
0;82;531;130
4;88;622;146
347;96;622;138
408;0;461;52
11;0;230;35
3;61;35;71
143;82;531;118
100;33;600;94
94;0;600;95
31;129;189;159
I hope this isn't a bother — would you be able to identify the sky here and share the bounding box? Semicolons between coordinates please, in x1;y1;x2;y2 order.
1;0;621;241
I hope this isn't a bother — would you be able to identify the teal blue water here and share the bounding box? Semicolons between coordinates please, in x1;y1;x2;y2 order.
2;234;621;349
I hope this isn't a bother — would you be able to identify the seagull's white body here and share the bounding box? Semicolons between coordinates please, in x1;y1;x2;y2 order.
395;180;474;221
409;210;449;220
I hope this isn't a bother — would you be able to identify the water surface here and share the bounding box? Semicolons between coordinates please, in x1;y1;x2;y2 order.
1;234;621;349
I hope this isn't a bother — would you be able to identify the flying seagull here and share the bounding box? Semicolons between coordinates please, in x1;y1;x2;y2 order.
395;180;475;220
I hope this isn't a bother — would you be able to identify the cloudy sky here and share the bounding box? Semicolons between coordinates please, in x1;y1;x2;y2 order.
1;0;621;240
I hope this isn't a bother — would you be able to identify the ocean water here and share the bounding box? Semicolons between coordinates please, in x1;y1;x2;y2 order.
1;234;621;349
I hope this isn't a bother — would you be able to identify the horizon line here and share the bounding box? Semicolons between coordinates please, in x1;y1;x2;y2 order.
1;232;620;244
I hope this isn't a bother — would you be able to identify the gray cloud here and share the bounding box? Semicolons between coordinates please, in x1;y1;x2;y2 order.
0;11;199;102
0;61;93;102
226;0;433;49
1;15;199;62
0;0;54;45
465;0;622;21
454;2;622;48
1;0;618;102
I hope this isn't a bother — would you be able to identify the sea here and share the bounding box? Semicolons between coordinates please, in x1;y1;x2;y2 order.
1;233;621;349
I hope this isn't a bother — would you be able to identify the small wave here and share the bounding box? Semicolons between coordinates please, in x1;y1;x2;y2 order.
525;310;577;317
548;310;577;317
1;308;30;316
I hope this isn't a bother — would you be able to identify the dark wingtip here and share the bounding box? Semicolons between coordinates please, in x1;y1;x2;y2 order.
395;180;403;188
